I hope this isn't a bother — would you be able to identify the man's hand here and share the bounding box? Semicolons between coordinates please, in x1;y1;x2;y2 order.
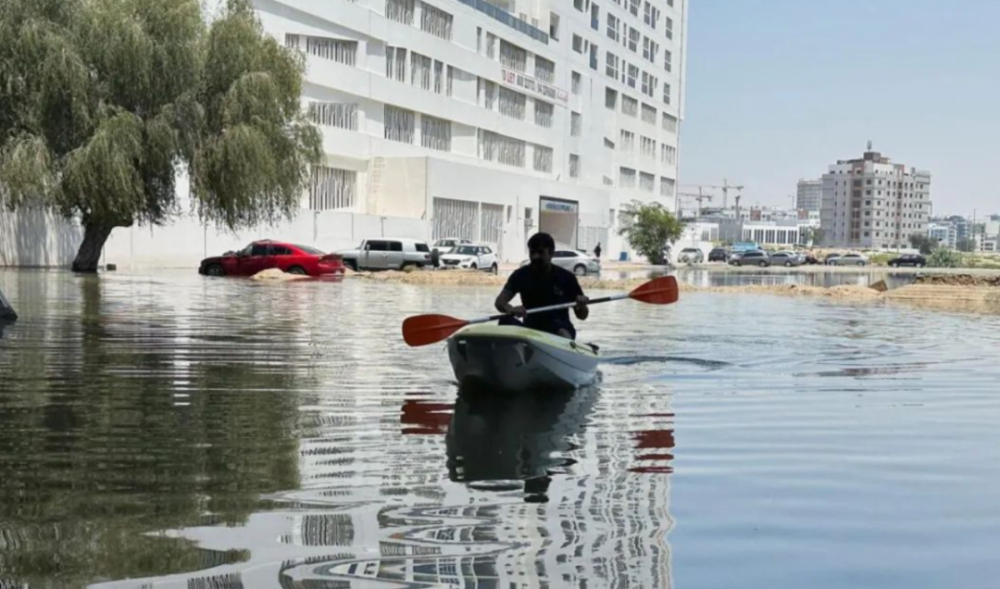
575;295;590;312
505;304;527;318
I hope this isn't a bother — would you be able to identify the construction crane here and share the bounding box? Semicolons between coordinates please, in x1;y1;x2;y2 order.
676;187;713;217
680;179;745;209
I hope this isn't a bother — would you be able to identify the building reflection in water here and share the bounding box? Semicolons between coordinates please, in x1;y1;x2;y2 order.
89;383;675;589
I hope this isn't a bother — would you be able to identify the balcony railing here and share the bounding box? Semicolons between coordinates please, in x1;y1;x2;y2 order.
452;0;549;44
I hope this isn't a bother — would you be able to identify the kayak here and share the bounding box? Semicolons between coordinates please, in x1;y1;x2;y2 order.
447;324;599;392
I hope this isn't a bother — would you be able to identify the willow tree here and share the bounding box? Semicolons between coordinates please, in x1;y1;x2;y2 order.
0;0;322;271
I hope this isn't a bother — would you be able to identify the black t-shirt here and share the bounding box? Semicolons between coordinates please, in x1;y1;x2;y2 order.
502;265;583;330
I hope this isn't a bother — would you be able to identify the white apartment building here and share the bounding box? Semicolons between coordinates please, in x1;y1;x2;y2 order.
820;148;931;250
796;179;822;212
257;0;688;261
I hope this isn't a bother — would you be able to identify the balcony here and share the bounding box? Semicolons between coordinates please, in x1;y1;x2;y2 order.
452;0;549;44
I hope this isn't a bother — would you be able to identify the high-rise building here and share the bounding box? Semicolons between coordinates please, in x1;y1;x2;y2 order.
819;147;931;249
251;0;689;261
796;179;822;212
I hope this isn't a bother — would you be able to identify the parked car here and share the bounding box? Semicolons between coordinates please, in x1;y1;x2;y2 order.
199;240;345;277
708;247;730;262
824;253;842;265
521;249;601;276
829;252;869;266
432;238;472;254
729;250;771;267
440;244;499;273
770;251;803;267
678;248;705;264
888;253;927;268
337;238;432;271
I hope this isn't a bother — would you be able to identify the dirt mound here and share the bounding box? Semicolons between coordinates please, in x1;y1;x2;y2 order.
913;274;1000;287
251;268;311;282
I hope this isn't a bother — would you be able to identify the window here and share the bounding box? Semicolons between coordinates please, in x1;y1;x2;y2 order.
533;145;553;173
571;112;582;136
480;78;498;109
421;115;451;151
574;0;585;11
640;136;656;157
604;137;615;149
641;103;656;124
665;16;673;39
309;167;356;210
573;34;585;54
486;32;497;58
660;176;675;198
607;14;620;41
305;36;358;66
660;143;676;164
386;0;415;24
549;12;560;40
411;52;432;90
386;46;406;81
622;95;638;116
662;81;671;105
605;51;619;78
535;100;554;128
620;129;635;151
591;3;600;30
642;37;658;63
644;2;660;28
629;0;639;17
499;40;527;72
620;167;637;188
662;112;677;132
605;87;618;109
307;102;358;130
445;65;456;96
478;130;525;167
384;105;415;143
590;44;599;70
535;56;555;83
572;71;582;94
627;27;640;52
420;2;452;40
499;87;526;120
570;154;580;178
640;172;655;193
664;49;672;72
641;72;656;97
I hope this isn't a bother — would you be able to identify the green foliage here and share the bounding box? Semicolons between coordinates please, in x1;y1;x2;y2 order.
868;252;893;267
908;234;938;255
926;247;964;268
802;226;825;246
0;0;321;263
617;200;684;265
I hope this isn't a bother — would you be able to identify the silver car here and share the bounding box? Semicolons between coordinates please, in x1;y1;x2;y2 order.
829;252;869;266
770;251;803;267
678;248;705;264
521;249;601;276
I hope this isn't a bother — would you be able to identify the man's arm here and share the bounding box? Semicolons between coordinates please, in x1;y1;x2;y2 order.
570;275;589;321
496;273;526;317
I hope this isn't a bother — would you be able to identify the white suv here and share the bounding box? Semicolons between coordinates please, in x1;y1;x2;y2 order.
440;244;499;273
336;238;431;271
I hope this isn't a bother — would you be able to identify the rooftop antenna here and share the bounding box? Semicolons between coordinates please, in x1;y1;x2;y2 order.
867;140;873;152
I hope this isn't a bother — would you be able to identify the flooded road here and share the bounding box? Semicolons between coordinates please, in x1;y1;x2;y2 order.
2;269;1000;589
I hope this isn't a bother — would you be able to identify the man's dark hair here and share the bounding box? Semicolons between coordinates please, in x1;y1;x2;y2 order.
527;232;555;252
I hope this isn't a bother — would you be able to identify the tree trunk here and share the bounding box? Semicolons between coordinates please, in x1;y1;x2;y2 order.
72;224;115;273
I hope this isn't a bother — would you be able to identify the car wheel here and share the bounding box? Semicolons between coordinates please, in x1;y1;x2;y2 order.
890;262;898;268
918;263;926;268
785;261;793;267
491;264;498;274
469;263;477;271
288;266;307;275
345;260;357;272
759;261;768;268
857;261;865;267
827;261;836;266
574;264;587;276
205;264;225;277
733;261;741;267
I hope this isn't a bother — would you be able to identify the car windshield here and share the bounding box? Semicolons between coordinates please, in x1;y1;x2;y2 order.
682;249;699;253
454;246;478;255
436;240;455;247
294;244;324;255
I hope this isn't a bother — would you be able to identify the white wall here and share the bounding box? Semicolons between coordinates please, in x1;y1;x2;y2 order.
0;208;84;267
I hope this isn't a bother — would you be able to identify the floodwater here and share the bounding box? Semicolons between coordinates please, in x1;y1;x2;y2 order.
1;269;1000;589
605;266;918;289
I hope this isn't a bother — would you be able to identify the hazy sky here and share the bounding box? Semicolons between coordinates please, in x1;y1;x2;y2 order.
680;0;999;216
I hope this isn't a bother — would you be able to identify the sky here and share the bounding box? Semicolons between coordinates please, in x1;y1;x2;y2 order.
679;0;1000;217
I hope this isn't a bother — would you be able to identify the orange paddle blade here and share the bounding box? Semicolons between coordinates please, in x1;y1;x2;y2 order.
629;276;679;305
402;314;470;347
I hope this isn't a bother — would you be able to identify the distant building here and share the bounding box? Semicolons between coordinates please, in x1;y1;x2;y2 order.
928;223;956;248
796;179;822;212
820;146;931;249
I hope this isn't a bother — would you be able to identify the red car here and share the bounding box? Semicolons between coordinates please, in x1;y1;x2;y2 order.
198;240;345;277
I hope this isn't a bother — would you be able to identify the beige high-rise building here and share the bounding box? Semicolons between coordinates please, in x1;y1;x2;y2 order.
820;147;931;249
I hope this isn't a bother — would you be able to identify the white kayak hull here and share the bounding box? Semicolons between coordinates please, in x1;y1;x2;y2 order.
447;325;599;393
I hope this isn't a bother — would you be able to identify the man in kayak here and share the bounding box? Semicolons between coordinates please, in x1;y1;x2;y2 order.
495;232;589;339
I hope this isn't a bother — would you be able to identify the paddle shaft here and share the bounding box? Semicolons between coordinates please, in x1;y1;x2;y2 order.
467;293;630;327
